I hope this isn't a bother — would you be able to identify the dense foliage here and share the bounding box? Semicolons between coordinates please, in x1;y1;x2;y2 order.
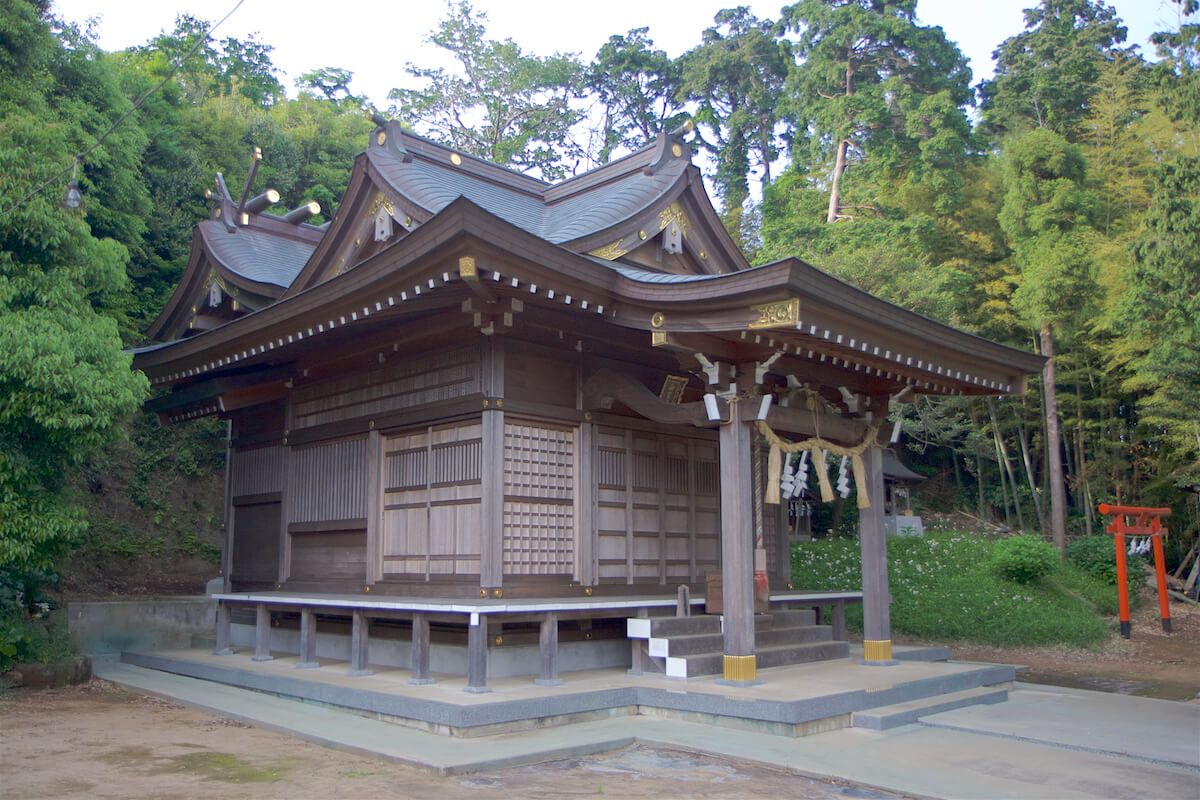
791;531;1117;646
1;0;1198;622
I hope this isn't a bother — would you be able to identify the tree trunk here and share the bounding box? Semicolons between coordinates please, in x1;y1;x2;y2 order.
988;398;1025;531
826;138;849;223
826;58;854;224
1042;324;1067;555
1014;408;1045;531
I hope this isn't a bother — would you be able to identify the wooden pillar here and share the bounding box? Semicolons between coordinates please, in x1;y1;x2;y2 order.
365;428;383;585
296;608;319;669
831;601;847;642
859;446;895;664
719;394;758;684
465;614;491;693
348;610;372;676
577;421;596;586
213;602;232;655
480;338;505;591
536;612;562;686
252;603;273;662
277;444;293;584
221;421;234;593
409;613;433;684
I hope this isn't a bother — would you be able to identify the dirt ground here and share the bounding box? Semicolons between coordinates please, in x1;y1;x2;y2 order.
0;680;899;800
940;590;1200;702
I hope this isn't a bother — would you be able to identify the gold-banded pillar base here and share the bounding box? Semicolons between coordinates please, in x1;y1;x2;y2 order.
862;639;893;662
723;654;757;681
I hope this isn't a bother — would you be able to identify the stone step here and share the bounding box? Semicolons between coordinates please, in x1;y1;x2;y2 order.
757;609;817;628
665;640;850;679
850;686;1009;730
628;610;819;641
627;614;721;639
651;625;832;658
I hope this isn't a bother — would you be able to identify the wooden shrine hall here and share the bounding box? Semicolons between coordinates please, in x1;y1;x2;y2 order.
133;120;1044;687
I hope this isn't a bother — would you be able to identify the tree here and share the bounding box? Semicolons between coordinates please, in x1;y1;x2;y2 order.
999;128;1099;552
1115;157;1200;488
781;0;974;222
296;67;362;106
0;1;148;570
388;1;584;180
678;7;791;238
587;29;686;163
979;0;1129;140
137;15;284;108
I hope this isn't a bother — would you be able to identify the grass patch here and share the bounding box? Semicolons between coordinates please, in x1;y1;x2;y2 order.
791;530;1116;647
155;751;295;783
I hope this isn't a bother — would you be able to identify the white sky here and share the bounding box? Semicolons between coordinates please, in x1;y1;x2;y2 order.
52;0;1186;111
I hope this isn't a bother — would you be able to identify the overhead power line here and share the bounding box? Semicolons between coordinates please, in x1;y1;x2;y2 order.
0;0;246;222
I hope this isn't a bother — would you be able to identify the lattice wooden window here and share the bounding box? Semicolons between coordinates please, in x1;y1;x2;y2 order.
503;420;575;575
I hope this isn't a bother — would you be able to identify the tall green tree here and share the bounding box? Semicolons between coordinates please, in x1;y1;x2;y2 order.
389;1;584;180
587;28;686;163
781;0;974;222
0;1;148;570
1115;157;1200;489
998;128;1099;551
678;7;791;238
979;0;1128;140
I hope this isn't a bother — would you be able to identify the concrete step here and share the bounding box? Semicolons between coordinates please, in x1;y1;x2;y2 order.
756;609;816;628
627;614;721;639
665;640;850;679
653;625;832;658
851;686;1009;730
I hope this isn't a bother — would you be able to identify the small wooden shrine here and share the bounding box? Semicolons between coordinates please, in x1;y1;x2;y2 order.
134;122;1044;684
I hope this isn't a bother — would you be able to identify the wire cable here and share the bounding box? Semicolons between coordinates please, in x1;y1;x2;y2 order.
0;0;245;221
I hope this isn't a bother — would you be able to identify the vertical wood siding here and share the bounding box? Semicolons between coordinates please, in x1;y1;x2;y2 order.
596;427;720;584
231;444;282;497
382;421;482;578
291;346;479;429
288;437;368;522
503;420;575;575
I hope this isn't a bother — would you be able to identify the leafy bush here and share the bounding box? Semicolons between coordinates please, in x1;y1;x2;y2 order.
992;535;1059;583
0;568;73;673
1067;535;1128;584
791;530;1110;647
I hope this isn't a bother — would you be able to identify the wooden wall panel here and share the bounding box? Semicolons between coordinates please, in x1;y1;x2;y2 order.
593;426;721;584
231;500;280;585
231;445;282;497
289;530;366;580
502;420;575;576
288;437;367;523
381;421;482;578
504;351;577;408
292;346;479;429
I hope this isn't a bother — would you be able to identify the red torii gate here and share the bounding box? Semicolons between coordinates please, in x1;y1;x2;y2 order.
1097;504;1173;638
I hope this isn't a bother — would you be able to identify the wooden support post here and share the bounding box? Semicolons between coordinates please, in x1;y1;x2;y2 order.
1152;533;1173;634
277;443;293;584
464;614;491;693
479;338;505;591
1115;529;1132;639
577;421;596;586
719;391;759;684
296;608;319;669
213;602;232;655
348;610;372;676
221;421;234;593
859;446;895;664
536;613;562;686
831;600;847;642
409;613;433;684
365;428;383;585
252;603;273;662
